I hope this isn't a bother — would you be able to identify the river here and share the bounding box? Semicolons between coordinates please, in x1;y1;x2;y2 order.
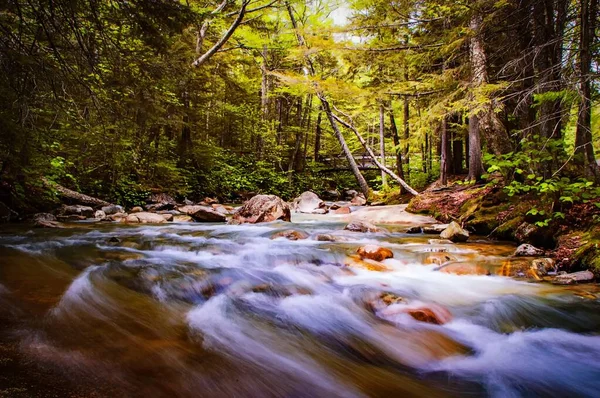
1;211;600;397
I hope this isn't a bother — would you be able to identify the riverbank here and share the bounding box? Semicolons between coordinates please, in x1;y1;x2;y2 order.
402;182;600;276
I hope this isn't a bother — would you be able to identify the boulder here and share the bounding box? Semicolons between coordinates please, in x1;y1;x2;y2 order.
553;270;594;285
124;212;167;224
440;222;469;242
350;195;367;206
271;229;309;241
293;191;326;214
130;206;143;213
146;202;175;212
344;221;384;233
62;205;94;218
211;204;231;215
333;206;351;215
173;215;194;222
422;224;450;234
514;243;544;257
190;206;226;222
406;226;422;234
357;245;393;261
101;205;125;215
161;213;174;222
177;205;203;215
94;210;107;220
230;195;291;224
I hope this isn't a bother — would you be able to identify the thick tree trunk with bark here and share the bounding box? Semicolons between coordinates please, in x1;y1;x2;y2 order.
575;0;598;174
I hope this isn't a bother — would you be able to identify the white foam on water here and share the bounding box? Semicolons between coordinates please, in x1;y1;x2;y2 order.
428;320;600;397
187;295;364;397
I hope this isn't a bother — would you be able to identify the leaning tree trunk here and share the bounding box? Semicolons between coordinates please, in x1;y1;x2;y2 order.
284;1;370;198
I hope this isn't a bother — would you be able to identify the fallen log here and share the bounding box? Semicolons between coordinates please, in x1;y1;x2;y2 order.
42;178;110;207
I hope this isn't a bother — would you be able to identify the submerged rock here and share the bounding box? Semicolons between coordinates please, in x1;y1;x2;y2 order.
514;243;544;257
344;220;383;233
356;245;393;261
553;270;594;285
531;258;556;276
293;191;326;214
403;305;452;325
424;253;457;266
271;229;309;241
437;262;491;276
230;195;291;224
345;255;391;272
440;221;469;242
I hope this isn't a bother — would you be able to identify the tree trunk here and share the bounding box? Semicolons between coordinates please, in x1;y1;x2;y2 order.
467;12;486;181
284;1;370;198
403;93;410;182
379;103;387;187
574;0;598;173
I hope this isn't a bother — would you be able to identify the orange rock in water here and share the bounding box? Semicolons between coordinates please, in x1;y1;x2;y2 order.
404;304;452;325
437;263;491;276
357;245;394;261
345;255;391;272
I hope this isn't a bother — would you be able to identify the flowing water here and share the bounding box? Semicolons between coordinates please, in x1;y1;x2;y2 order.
1;213;600;397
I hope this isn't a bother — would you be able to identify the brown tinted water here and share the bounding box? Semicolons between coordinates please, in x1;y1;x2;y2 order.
1;217;599;397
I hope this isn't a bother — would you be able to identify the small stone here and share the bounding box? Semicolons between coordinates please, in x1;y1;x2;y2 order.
422;224;450;234
428;239;454;245
424;253;457;266
94;210;106;220
101;205;125;215
108;236;121;243
131;206;143;213
406;226;422;234
531;258;556;276
161;213;174;222
350;195;367;206
404;305;452;325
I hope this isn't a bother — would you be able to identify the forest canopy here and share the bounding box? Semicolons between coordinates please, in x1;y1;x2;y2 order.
0;0;598;209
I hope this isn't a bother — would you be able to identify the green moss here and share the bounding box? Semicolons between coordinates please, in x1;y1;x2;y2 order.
494;216;525;240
